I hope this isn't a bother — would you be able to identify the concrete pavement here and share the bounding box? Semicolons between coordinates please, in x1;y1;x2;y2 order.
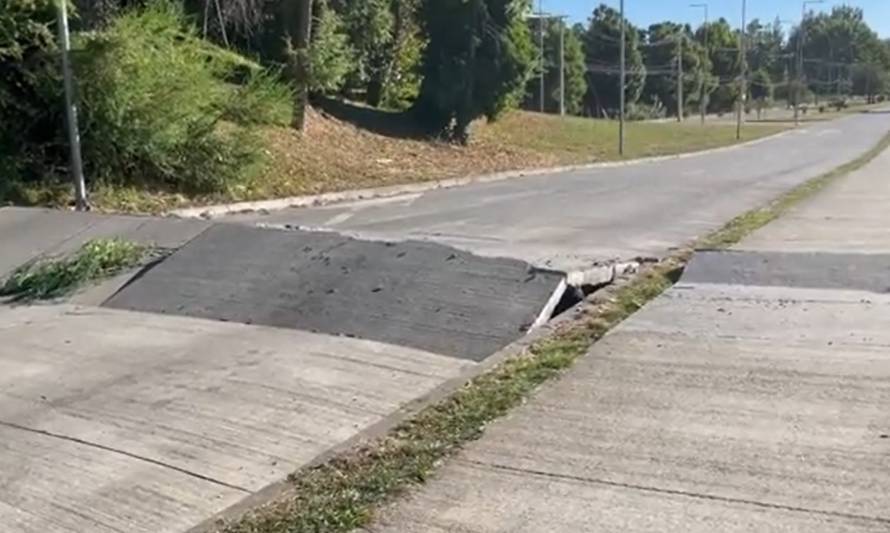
364;147;890;531
103;224;564;361
0;207;211;278
0;305;473;533
232;111;890;274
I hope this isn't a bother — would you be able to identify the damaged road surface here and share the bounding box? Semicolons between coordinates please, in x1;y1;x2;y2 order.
105;223;565;361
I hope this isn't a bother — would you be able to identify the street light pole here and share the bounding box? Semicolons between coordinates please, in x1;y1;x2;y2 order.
795;0;825;126
539;0;545;112
619;0;626;156
56;0;88;211
690;3;708;125
559;19;566;116
677;33;684;122
736;0;747;140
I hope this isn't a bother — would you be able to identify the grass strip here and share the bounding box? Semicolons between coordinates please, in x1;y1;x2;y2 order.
221;131;890;533
0;238;146;301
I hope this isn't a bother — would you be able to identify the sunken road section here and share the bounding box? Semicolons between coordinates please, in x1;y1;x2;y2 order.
105;223;565;361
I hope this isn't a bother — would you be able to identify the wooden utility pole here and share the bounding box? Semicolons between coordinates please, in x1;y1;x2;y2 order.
677;34;684;122
291;0;313;131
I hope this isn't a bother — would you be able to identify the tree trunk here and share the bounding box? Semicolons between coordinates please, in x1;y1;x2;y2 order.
289;0;313;130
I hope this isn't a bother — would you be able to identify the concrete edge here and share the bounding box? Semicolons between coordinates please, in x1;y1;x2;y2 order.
186;259;644;533
170;129;795;219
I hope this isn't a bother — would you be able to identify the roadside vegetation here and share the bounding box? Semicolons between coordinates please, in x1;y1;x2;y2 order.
2;0;888;213
0;238;146;301
220;129;890;533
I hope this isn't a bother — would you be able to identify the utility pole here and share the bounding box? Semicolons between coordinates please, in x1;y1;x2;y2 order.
677;33;684;122
690;3;708;125
559;19;566;116
56;0;88;211
619;0;626;156
539;0;545;113
736;0;747;140
795;0;824;126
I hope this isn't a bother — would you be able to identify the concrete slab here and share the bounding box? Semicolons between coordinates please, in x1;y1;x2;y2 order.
738;147;890;254
0;304;472;533
0;207;210;277
366;283;890;532
104;224;564;361
683;250;890;293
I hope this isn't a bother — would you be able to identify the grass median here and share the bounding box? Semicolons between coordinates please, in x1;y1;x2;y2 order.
219;133;890;533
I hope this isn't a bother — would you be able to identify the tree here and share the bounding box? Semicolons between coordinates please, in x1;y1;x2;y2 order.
281;0;314;129
332;0;394;105
750;68;772;118
413;0;534;143
523;18;587;115
307;1;353;93
641;22;705;119
788;6;888;101
581;3;645;117
695;18;738;113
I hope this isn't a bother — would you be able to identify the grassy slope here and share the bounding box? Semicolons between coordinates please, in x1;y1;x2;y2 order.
90;108;786;213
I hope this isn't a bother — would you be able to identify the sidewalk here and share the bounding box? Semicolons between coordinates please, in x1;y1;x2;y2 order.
364;151;890;530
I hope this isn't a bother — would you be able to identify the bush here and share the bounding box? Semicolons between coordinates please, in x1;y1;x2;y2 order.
0;0;65;185
626;98;666;121
74;1;292;194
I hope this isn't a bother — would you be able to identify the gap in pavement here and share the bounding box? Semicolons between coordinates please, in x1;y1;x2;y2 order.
103;223;567;361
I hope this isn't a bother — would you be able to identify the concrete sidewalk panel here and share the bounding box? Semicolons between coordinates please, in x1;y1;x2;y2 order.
738;148;890;254
104;224;563;361
682;250;890;292
366;284;890;532
0;304;472;533
0;207;210;277
370;461;889;533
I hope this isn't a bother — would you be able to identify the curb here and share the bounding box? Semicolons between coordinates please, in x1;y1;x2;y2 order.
171;128;796;219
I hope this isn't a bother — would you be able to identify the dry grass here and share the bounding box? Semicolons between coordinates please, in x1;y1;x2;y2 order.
83;107;786;213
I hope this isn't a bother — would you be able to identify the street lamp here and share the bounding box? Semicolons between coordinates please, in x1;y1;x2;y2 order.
56;0;88;211
795;0;826;126
690;3;708;125
736;0;747;140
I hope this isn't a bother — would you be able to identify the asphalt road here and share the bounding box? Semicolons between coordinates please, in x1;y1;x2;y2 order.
235;111;890;275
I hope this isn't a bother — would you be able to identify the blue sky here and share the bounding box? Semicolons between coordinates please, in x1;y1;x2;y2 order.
543;0;890;37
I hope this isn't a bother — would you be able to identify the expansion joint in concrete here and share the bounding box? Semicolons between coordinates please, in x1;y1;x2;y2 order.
460;459;890;526
0;420;251;493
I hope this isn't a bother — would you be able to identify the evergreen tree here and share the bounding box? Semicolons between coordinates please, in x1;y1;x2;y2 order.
413;0;534;142
581;3;645;117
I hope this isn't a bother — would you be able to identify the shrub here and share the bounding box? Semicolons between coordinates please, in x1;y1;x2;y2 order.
0;0;65;185
75;1;292;194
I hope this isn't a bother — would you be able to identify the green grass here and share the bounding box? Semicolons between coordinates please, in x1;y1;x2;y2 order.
0;238;146;301
479;112;789;163
222;129;890;533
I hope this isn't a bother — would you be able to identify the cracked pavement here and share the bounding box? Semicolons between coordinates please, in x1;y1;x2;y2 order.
362;142;890;531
